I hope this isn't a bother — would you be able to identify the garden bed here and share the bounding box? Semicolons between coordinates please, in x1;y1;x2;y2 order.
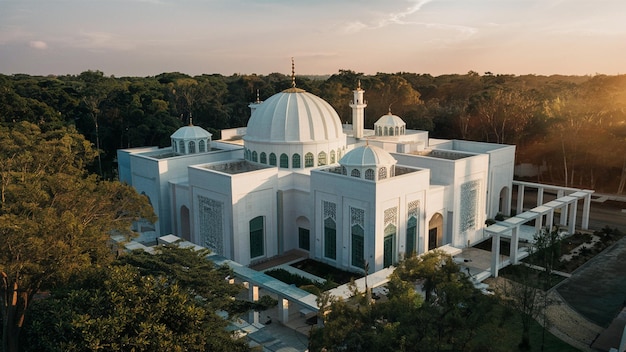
290;259;363;285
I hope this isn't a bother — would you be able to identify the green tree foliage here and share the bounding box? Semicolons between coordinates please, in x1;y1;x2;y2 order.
21;247;251;352
2;71;626;191
0;122;155;352
115;245;242;312
309;251;498;352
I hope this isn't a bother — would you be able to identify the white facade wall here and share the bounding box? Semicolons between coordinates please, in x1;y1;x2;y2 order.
169;180;190;240
432;140;516;218
121;148;241;238
311;167;431;272
188;164;278;266
392;152;489;248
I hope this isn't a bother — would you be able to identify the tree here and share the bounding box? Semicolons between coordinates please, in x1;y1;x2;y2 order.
21;247;252;352
310;251;497;352
498;228;562;350
0;122;154;352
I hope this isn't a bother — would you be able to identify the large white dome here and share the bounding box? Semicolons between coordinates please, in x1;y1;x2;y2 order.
244;88;344;144
243;87;347;170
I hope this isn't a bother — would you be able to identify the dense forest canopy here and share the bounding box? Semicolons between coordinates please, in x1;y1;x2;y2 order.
1;70;625;192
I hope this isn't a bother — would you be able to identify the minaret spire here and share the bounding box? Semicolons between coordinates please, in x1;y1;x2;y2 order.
349;80;367;139
291;57;296;88
189;112;193;126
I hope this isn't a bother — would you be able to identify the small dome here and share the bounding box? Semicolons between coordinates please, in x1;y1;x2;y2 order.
171;124;212;155
375;113;405;127
171;125;212;140
340;145;396;168
244;88;343;144
374;112;406;136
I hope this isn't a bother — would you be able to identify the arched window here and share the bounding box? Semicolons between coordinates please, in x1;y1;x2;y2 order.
384;224;396;267
395;126;399;135
249;216;264;258
330;150;336;164
198;140;206;152
305;152;314;167
280;153;289;168
292;154;301;168
379;167;387;180
351;169;360;178
389;127;394;136
172;140;177;152
188;141;196;154
318;151;327;166
179;140;185;154
324;218;336;260
351;224;365;268
406;217;417;257
269;153;277;166
252;151;258;162
365;169;375;180
341;166;347;175
298;227;310;251
260;152;267;164
384;127;388;136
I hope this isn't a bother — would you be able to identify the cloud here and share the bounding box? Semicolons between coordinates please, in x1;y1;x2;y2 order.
342;0;434;33
29;40;48;49
70;31;134;51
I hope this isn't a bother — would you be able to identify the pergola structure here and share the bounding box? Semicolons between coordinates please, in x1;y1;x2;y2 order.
486;182;594;277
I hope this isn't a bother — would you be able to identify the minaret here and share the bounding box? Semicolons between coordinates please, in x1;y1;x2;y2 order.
349;80;367;139
248;89;263;116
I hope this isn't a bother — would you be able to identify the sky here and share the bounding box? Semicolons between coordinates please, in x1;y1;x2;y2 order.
1;0;625;77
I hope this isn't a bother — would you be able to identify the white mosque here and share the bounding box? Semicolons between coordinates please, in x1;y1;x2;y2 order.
117;74;517;274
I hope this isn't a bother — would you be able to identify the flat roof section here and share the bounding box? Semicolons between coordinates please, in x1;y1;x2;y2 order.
201;160;271;174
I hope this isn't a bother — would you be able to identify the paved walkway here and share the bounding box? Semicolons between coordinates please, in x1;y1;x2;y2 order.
543;290;602;352
488;277;601;352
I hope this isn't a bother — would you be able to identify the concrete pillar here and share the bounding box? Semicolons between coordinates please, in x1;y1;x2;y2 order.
516;185;525;215
535;214;543;233
248;285;259;324
582;193;591;230
279;298;289;323
537;187;544;206
547;210;554;231
509;226;519;265
491;233;500;278
568;200;578;235
560;203;568;226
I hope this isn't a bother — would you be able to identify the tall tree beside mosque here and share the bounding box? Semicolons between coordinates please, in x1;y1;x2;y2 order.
0;122;155;352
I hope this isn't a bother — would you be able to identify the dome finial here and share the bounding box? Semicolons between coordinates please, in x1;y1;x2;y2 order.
357;79;361;90
388;105;393;115
291;57;296;88
189;112;193;126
